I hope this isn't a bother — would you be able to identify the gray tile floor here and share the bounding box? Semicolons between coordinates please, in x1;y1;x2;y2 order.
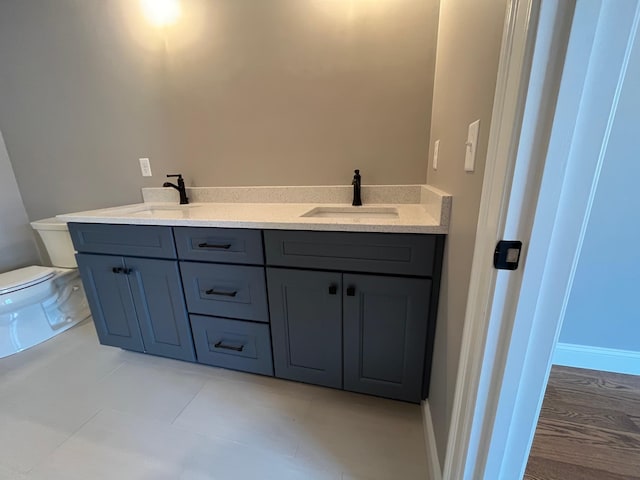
0;321;428;479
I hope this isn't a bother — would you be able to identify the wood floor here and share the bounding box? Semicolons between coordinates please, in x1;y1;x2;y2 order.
525;366;640;480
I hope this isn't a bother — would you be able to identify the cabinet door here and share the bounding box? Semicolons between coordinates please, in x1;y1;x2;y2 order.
267;268;342;388
76;253;144;352
343;274;431;403
126;257;196;362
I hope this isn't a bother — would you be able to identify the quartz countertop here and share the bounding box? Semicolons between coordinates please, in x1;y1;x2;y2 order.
57;185;451;234
57;202;447;234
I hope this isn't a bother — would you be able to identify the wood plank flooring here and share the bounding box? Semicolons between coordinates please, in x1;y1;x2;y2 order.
525;366;640;480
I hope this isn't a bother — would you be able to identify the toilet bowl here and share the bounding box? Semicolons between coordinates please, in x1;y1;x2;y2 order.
0;217;90;359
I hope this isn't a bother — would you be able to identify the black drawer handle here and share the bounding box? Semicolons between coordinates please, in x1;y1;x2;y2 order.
214;341;244;352
346;286;356;296
205;289;238;297
328;285;338;295
198;242;232;250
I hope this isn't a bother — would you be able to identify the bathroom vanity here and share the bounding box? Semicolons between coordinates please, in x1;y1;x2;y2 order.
61;185;450;403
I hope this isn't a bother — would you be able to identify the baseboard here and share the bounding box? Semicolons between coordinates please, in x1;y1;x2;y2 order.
421;400;443;480
553;342;640;376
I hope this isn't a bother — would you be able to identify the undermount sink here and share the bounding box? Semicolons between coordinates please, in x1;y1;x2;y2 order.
301;206;399;219
117;205;201;217
105;205;200;218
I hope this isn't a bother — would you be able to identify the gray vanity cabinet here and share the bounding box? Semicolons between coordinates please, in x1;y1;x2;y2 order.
267;268;343;389
343;274;431;402
76;253;196;362
264;230;444;403
76;253;145;353
71;222;444;404
268;268;431;402
70;222;196;362
173;226;274;375
126;257;196;362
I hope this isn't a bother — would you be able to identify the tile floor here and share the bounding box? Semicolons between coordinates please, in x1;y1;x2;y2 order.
0;320;429;479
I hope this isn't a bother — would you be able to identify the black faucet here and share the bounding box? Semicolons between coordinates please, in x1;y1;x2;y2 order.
163;174;189;205
352;169;362;206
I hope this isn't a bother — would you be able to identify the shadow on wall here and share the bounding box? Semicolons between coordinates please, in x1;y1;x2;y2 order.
0;130;39;272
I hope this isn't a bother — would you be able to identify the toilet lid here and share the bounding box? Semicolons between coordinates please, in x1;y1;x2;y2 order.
0;266;56;295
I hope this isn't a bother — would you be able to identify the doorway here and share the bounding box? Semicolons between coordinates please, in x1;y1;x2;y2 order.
442;1;640;478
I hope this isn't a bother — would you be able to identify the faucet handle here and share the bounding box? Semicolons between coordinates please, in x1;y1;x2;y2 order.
166;174;183;179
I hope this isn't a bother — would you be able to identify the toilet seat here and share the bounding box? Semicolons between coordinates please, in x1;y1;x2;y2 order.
0;266;56;295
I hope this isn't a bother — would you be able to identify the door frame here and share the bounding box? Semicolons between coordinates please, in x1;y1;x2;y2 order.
443;0;640;478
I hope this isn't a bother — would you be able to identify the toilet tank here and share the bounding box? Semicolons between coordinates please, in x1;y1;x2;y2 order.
31;217;77;268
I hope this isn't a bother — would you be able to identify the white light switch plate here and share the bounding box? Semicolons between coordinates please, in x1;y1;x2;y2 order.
139;157;152;177
433;139;440;170
464;119;480;172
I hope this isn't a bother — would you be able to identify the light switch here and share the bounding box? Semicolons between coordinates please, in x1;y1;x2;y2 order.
139;157;152;177
464;120;480;172
433;140;440;170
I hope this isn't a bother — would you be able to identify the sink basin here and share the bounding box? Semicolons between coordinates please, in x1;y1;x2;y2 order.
301;206;399;219
105;205;200;218
112;205;201;217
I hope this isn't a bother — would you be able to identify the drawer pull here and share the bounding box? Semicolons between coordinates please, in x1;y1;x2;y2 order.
112;267;123;274
214;341;244;352
328;285;338;295
198;242;232;250
346;286;356;297
205;289;238;297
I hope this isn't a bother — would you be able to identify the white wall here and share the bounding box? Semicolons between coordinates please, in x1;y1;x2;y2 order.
558;19;640;354
0;131;39;273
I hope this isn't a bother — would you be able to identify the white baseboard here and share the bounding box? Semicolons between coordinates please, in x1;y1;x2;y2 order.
421;400;443;480
553;342;640;376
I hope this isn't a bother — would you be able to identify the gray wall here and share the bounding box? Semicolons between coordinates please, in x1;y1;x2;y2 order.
424;0;507;468
559;28;640;352
0;131;39;273
0;0;439;220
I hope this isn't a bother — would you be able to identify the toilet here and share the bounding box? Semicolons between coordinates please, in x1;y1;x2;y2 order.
0;217;90;359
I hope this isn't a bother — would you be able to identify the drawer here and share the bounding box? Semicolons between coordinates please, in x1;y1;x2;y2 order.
180;262;269;322
174;227;264;264
69;223;176;259
190;315;273;376
264;230;439;277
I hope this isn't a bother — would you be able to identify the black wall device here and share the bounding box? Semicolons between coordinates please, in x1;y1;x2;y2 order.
494;240;523;270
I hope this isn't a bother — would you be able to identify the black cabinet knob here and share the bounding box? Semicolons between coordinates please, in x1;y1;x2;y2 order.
328;285;338;295
346;286;356;297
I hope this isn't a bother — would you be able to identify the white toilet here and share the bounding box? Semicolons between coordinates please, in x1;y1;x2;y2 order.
0;217;90;359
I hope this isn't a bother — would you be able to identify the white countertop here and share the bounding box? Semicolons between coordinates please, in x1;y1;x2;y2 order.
57;201;448;234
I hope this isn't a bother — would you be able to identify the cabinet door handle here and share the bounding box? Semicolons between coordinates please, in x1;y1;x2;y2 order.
205;289;238;297
112;267;123;274
328;285;338;295
198;242;232;250
214;341;244;352
346;286;356;296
